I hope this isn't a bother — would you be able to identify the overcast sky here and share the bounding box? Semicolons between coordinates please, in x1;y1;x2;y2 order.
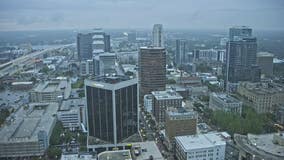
0;0;283;31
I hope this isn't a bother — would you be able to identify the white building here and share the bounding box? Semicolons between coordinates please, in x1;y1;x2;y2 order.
209;93;243;115
92;28;105;55
80;59;93;76
144;94;153;112
57;98;86;130
152;24;164;47
175;132;230;160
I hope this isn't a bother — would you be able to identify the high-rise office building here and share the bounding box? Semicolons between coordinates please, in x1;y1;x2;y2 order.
128;31;137;43
77;29;111;60
104;34;111;52
138;47;166;102
257;52;274;77
85;76;138;146
92;28;105;55
77;32;94;61
176;39;187;65
226;26;260;88
152;24;164;47
229;26;252;41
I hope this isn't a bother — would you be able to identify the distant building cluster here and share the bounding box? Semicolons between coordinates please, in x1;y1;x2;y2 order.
237;82;284;113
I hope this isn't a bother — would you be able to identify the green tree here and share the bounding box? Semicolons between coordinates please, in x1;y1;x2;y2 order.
49;121;64;145
47;147;61;159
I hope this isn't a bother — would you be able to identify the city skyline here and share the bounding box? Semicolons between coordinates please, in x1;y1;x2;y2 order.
0;0;284;31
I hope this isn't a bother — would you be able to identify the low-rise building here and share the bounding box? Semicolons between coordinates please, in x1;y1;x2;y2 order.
0;103;58;158
152;90;183;124
175;132;230;160
209;92;242;115
11;81;33;90
237;82;284;113
30;79;71;103
97;141;163;160
57;98;86;130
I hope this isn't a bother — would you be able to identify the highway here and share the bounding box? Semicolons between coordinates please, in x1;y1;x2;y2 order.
0;44;74;78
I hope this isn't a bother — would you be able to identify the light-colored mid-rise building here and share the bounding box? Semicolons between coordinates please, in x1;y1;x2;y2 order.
237;82;284;113
152;24;164;47
30;79;71;103
209;92;243;115
80;59;94;76
175;132;230;160
57;98;86;130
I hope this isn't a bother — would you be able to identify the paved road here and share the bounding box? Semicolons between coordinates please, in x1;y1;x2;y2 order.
0;44;74;78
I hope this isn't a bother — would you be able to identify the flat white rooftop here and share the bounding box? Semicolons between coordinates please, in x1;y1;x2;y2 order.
175;132;229;151
152;90;183;100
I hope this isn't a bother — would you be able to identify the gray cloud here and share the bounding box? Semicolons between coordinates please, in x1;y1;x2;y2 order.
0;0;283;31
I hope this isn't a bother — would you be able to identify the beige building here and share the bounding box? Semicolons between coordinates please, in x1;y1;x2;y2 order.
165;108;197;150
237;82;284;113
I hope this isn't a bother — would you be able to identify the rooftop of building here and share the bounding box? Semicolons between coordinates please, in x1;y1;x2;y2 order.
11;81;33;85
211;92;242;104
166;108;198;119
0;103;58;143
132;141;164;160
234;133;284;159
239;82;284;95
88;75;131;84
61;153;96;160
60;98;85;111
32;79;71;99
98;53;117;59
175;132;230;151
230;26;252;29
33;79;69;93
152;90;183;100
247;133;284;157
257;52;274;58
98;150;132;160
140;46;165;50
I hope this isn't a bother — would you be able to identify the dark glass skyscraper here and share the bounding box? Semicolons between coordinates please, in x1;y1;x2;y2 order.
138;47;166;102
226;27;260;87
85;76;138;145
104;34;111;52
77;32;94;61
229;26;252;41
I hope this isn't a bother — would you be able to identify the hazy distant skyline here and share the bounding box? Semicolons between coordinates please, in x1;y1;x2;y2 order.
0;0;283;31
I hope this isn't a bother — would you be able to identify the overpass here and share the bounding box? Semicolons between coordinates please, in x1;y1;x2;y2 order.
0;44;74;78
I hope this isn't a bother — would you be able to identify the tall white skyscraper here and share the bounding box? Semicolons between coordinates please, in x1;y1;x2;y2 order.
152;24;164;47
